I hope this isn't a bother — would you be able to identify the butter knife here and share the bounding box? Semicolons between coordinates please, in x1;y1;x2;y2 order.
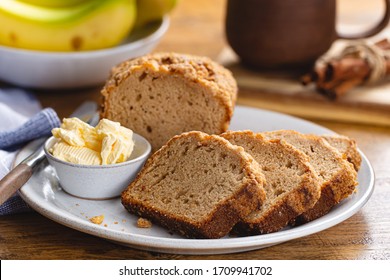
0;101;99;205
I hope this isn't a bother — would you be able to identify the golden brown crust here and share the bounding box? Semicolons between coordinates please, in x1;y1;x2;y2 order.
100;52;237;121
123;177;263;238
221;130;321;235
235;171;322;234
294;183;338;224
100;52;237;151
262;130;358;224
107;52;237;103
121;131;265;239
294;160;358;224
235;201;298;235
321;134;362;171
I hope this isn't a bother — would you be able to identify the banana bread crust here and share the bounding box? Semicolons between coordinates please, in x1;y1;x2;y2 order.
322;134;362;171
221;130;321;235
263;130;358;224
121;131;266;239
101;52;237;151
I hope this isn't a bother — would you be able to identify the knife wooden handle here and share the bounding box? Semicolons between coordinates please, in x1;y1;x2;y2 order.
0;163;32;205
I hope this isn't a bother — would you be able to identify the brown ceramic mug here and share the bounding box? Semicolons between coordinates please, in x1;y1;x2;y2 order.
225;0;390;70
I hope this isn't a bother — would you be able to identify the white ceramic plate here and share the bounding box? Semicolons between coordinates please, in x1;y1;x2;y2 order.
0;17;169;89
17;106;374;255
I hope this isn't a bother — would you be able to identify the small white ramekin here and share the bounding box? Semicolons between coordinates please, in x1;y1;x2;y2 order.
44;133;151;199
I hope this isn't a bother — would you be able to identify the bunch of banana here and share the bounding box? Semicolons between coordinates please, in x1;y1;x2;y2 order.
135;0;177;27
0;0;176;52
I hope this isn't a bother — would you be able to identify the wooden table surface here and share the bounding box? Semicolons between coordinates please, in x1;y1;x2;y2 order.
1;0;390;260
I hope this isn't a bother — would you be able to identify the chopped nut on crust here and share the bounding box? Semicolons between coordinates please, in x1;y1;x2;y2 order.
137;217;152;228
89;215;104;225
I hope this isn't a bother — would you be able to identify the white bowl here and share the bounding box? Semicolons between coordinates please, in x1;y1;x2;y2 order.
0;17;169;89
44;133;151;200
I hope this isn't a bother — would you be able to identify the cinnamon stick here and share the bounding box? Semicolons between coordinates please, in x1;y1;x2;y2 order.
301;39;390;99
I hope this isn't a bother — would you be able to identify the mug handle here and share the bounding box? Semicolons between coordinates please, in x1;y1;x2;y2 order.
337;0;390;39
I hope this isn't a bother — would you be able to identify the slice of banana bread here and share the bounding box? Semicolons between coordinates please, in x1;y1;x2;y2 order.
263;130;358;224
221;131;321;235
121;131;266;239
101;52;237;151
322;135;362;171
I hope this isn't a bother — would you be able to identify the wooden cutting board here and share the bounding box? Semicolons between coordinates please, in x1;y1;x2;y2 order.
218;46;390;127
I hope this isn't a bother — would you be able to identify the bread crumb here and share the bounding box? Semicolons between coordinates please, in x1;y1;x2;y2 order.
89;215;104;225
137;217;152;228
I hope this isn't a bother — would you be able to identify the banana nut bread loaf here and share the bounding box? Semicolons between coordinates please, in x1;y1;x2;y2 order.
263;130;358;224
121;131;266;239
221;131;321;235
101;52;238;151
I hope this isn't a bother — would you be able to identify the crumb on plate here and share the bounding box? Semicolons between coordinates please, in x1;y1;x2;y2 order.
137;217;152;228
89;215;104;225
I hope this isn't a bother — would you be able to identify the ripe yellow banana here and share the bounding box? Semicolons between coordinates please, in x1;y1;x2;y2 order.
135;0;177;27
0;0;137;51
19;0;90;8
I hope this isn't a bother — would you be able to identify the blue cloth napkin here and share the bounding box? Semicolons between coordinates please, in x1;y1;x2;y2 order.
0;108;60;151
0;88;61;215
